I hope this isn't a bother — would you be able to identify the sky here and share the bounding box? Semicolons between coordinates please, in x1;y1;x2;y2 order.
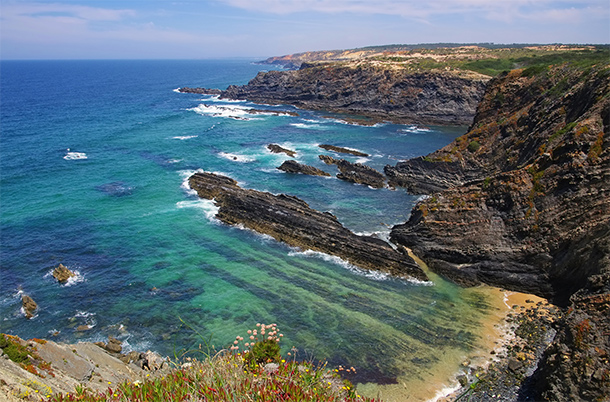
1;0;609;60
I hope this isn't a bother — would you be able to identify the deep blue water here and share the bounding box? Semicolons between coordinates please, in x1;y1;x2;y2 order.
1;59;500;399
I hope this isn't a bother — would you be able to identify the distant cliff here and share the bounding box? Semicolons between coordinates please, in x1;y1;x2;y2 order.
181;62;490;126
387;63;610;401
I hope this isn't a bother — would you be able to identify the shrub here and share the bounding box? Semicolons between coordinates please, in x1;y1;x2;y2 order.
468;140;481;152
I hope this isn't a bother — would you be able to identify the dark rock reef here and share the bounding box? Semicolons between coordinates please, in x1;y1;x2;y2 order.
388;64;610;401
318;144;369;157
188;171;427;281
180;62;489;125
268;143;296;157
277;160;330;177
319;155;386;188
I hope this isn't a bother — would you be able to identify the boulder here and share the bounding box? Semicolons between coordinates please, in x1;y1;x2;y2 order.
21;295;37;319
52;264;76;283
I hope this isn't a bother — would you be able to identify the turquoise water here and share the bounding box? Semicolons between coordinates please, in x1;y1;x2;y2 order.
1;60;499;397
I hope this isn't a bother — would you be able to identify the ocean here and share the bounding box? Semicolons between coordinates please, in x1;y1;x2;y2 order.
1;59;506;400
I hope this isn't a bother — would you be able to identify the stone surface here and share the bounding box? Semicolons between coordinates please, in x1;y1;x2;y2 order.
180;63;489;126
319;155;386;188
277;160;330;177
52;264;75;283
267;144;296;157
21;295;37;319
318;144;368;157
188;171;427;281
387;64;610;402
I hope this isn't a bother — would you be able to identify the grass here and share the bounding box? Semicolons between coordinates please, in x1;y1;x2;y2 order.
42;323;379;402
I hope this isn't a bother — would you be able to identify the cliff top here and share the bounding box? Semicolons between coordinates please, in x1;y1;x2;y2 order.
262;44;609;78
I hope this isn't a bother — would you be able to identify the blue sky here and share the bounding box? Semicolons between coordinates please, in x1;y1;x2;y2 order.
1;0;609;59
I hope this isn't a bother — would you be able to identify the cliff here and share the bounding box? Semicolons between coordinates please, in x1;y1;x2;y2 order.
182;61;489;125
387;63;610;401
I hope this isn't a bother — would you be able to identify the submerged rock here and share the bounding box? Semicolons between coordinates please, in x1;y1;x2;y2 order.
277;160;330;177
188;171;427;281
52;263;76;283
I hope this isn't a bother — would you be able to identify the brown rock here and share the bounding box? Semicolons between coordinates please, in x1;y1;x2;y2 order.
105;336;122;354
52;264;76;283
21;295;37;319
277;160;330;177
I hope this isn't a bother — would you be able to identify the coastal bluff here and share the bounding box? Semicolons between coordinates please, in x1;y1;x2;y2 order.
387;63;610;401
188;171;427;281
179;61;489;125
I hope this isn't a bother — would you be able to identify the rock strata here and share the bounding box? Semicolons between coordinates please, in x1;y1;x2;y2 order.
318;144;369;157
267;144;296;157
277;160;330;177
319;155;386;188
180;62;489;125
388;63;610;401
52;263;75;283
188;171;427;281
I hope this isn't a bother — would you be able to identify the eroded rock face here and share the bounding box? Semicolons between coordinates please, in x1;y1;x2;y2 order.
52;263;76;283
277;160;330;177
181;63;489;125
387;64;610;402
319;155;387;188
188;171;427;281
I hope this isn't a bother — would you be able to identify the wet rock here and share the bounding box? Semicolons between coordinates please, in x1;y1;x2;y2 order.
277;160;330;177
318;144;368;157
188;171;427;281
52;263;76;283
21;295;37;319
268;144;296;157
319;155;386;188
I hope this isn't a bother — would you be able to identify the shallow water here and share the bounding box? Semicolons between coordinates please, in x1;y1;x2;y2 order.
2;59;500;400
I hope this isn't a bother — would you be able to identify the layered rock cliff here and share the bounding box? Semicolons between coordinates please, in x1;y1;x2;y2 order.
182;62;489;125
387;63;610;401
188;172;427;281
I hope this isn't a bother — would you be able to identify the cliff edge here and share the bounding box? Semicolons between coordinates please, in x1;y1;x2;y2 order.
388;63;610;401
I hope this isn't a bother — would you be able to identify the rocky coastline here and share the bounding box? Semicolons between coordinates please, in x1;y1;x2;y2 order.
387;64;610;401
179;61;489;126
187;171;427;281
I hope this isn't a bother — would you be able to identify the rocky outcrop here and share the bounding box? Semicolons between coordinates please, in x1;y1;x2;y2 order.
52;264;75;283
21;295;37;319
318;144;368;157
387;63;610;401
319;155;387;188
181;62;489;125
188;171;427;281
277;160;330;177
268;144;296;157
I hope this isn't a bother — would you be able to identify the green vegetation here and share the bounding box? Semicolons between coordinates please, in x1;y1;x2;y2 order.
468;140;481;152
42;323;376;402
0;333;30;364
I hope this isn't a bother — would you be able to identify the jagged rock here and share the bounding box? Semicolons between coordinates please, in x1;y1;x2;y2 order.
318;144;369;157
182;63;489;125
140;350;167;371
178;87;222;95
386;64;610;402
268;144;296;157
52;263;75;283
277;160;330;177
319;155;386;188
188;171;427;281
105;336;122;354
21;295;37;319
